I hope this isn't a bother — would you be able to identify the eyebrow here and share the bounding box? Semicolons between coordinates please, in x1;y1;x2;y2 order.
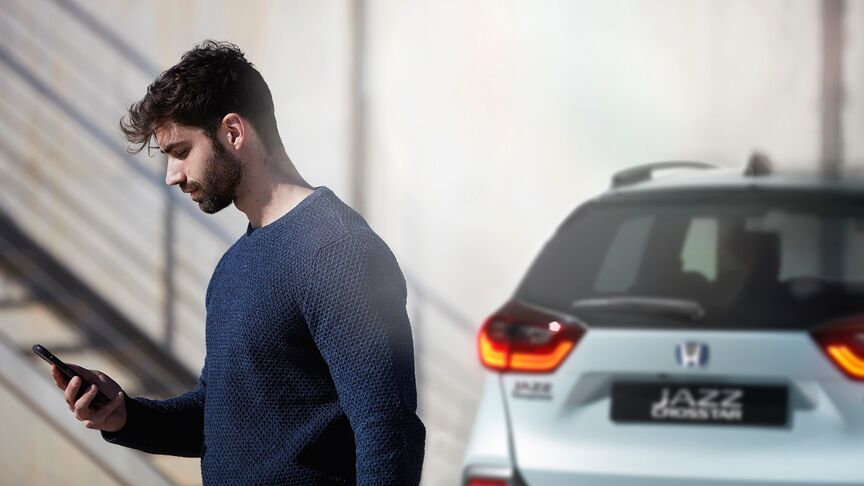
159;141;190;155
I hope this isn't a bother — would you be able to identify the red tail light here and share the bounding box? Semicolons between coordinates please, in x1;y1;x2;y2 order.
812;315;864;381
478;301;584;372
467;480;508;486
463;466;512;486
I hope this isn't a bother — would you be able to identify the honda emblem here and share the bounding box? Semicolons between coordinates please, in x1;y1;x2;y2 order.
675;342;709;368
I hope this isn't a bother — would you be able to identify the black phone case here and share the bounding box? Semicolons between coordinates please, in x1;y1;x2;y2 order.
32;344;111;408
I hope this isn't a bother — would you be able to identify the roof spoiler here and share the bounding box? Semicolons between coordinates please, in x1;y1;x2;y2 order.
611;161;718;188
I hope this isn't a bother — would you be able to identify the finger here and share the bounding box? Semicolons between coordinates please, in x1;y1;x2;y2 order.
73;384;98;420
67;364;98;382
90;391;124;424
51;365;69;390
64;376;81;409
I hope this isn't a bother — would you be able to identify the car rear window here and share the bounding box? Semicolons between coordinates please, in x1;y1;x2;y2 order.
517;193;864;330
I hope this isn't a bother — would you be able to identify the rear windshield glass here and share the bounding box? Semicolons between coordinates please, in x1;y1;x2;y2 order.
517;193;864;329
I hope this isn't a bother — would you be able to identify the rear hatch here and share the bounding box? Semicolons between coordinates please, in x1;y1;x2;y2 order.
493;192;864;485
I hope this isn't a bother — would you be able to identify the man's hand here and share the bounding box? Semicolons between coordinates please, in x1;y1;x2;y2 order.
51;364;127;433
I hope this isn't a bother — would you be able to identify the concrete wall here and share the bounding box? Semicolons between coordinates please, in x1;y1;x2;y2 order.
844;0;864;164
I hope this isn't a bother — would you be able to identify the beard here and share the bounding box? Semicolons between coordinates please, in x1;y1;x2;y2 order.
184;138;244;214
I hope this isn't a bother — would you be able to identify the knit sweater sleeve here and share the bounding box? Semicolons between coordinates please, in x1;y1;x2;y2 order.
301;232;426;486
100;371;205;457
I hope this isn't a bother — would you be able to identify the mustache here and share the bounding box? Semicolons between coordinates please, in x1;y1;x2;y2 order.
180;181;203;194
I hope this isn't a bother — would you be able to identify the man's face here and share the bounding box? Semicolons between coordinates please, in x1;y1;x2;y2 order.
157;122;244;214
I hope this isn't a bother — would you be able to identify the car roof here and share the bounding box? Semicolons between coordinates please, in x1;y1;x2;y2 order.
600;164;864;200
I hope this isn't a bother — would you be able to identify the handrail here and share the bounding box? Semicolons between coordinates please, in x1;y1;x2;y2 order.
0;19;219;361
0;137;205;348
0;82;213;289
50;0;160;77
0;43;235;245
0;208;196;395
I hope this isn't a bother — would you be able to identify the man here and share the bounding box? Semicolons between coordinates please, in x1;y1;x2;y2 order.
49;40;426;485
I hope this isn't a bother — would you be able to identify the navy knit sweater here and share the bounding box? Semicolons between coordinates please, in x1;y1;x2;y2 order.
103;187;426;485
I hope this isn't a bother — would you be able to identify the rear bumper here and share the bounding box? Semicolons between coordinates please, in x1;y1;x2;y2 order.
508;406;864;485
517;470;863;486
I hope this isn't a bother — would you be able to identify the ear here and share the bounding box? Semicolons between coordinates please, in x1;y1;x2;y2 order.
221;113;245;151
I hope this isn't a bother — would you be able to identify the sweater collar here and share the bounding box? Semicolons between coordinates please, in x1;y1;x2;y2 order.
244;186;330;237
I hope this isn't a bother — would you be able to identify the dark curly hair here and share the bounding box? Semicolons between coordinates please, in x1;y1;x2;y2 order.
121;40;283;154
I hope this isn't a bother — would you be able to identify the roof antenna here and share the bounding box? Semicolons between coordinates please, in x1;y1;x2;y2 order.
744;151;772;177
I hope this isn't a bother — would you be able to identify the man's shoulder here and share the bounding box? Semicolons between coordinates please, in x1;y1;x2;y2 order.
300;190;403;275
216;187;392;270
296;187;384;254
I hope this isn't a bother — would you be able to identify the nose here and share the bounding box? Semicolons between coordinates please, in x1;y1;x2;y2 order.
165;157;185;186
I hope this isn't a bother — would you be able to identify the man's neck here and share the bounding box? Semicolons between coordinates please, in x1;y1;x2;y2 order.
233;150;314;229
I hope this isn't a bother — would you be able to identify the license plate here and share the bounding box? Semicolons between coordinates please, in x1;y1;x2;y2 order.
611;382;788;427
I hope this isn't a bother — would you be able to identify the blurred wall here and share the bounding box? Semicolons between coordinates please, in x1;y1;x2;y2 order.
0;1;855;485
844;0;864;162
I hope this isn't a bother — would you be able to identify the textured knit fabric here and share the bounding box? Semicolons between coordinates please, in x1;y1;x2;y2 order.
102;187;426;485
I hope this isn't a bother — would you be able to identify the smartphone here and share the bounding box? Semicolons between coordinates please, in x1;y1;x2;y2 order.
32;344;111;408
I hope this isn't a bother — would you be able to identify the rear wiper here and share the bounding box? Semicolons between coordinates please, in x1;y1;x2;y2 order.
571;296;705;321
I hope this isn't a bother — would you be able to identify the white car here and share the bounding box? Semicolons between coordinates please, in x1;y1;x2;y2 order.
463;162;864;485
